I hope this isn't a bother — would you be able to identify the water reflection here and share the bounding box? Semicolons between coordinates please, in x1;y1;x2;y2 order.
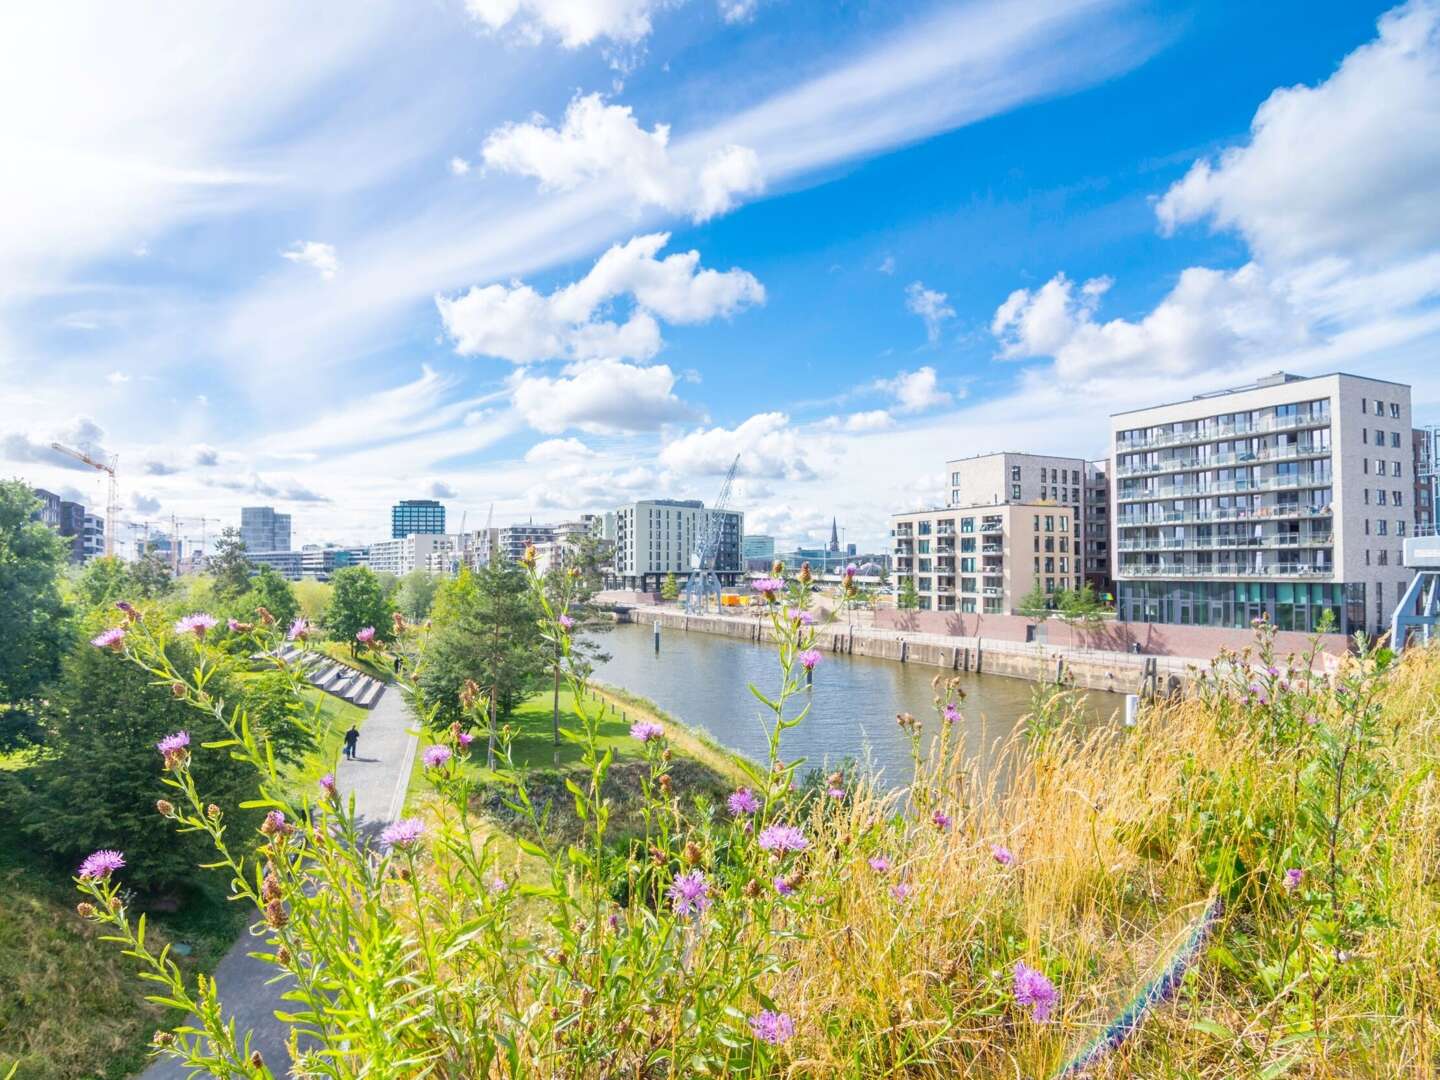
591;622;1116;789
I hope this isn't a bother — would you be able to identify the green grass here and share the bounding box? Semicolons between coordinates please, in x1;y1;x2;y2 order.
312;640;393;683
287;687;369;792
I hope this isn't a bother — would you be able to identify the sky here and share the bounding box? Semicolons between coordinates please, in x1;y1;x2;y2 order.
3;0;1438;555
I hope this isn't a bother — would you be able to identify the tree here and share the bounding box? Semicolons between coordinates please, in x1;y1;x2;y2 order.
542;558;612;755
326;566;393;653
0;481;71;748
208;526;254;599
17;628;258;890
878;565;891;588
420;563;546;766
236;565;299;630
130;547;174;600
1055;583;1105;628
394;569;440;621
896;575;920;611
73;555;133;610
660;572;679;602
1017;580;1053;620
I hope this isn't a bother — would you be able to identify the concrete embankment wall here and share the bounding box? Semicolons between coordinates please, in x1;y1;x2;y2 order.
621;605;1197;696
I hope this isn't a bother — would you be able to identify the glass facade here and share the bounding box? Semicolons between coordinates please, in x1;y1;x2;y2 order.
391;499;447;538
1117;580;1353;633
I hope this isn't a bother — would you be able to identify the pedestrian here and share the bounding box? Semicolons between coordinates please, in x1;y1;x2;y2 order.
343;725;359;760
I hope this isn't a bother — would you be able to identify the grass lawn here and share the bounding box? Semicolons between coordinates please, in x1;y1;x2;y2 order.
312;639;393;683
286;686;369;792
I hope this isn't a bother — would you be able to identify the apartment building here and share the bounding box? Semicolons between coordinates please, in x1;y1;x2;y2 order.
240;506;292;554
367;533;446;576
248;550;305;580
608;499;743;592
80;512;105;560
891;503;1080;613
1415;427;1437;534
1083;460;1112;595
1111;371;1414;636
499;523;555;562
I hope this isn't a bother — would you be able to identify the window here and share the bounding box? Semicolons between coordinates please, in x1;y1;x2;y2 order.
1378;520;1388;536
1011;484;1022;500
1376;458;1386;474
1044;515;1055;532
1390;402;1400;418
1394;491;1403;506
1375;399;1383;414
1398;520;1407;536
1361;399;1368;414
1010;465;1021;482
960;517;974;533
1377;489;1387;506
1376;428;1386;443
1364;459;1370;474
1393;461;1402;477
1363;429;1369;445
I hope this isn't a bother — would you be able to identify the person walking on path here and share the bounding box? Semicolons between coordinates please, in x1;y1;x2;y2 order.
343;724;359;760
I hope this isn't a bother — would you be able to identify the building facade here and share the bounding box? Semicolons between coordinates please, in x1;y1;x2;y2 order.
1111;371;1413;636
1415;427;1437;535
609;499;743;592
80;512;105;560
1083;460;1112;596
891;503;1078;613
247;550;304;580
498;523;555;562
240;506;292;554
368;533;446;576
391;499;446;539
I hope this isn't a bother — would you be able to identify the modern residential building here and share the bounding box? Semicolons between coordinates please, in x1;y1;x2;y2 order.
240;506;292;554
742;534;776;571
30;488;90;562
299;544;366;579
608;499;743;592
946;451;1091;513
498;523;555;562
80;512;105;560
463;528;502;571
891;502;1079;613
248;550;305;580
391;499;446;539
1083;460;1112;596
368;533;447;576
30;488;61;528
1415;427;1437;534
1111;371;1414;636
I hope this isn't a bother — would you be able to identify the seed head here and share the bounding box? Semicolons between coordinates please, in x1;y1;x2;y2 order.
263;898;287;929
76;902;97;918
155;799;174;817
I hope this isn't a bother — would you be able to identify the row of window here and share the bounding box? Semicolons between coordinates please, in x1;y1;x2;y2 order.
1116;399;1331;447
1362;429;1402;448
1364;458;1404;476
1362;490;1406;507
1359;398;1402;418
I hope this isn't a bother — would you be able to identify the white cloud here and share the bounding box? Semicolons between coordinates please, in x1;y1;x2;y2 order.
131;491;162;514
281;240;340;279
449;156;472;176
820;409;895;432
877;255;896;275
659;412;815;480
524;437;596;463
193;445;220;466
482;94;763;222
429;481;458;498
718;0;759;23
1156;1;1440;270
904;281;955;343
463;0;666;48
509;359;695;434
106;370;130;384
437;232;764;363
876;365;952;413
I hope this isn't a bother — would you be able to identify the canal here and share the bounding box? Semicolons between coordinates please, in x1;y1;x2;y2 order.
592;622;1118;788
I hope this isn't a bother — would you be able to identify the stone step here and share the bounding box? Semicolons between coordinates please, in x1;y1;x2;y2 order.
355;681;386;709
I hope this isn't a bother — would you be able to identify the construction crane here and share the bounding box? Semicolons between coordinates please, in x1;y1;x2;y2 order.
683;454;741;615
50;442;119;558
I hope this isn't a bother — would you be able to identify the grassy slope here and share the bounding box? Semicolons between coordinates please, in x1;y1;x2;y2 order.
311;639;393;683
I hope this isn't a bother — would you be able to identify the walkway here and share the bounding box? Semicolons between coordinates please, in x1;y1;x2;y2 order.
140;686;418;1079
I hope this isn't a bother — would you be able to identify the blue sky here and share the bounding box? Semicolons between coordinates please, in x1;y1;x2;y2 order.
4;0;1437;553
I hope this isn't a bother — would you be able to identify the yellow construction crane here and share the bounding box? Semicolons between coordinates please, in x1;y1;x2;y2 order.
50;442;119;558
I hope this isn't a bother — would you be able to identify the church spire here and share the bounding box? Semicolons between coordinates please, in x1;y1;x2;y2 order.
829;517;840;553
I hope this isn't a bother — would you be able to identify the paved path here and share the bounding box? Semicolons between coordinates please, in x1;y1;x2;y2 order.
140;688;417;1079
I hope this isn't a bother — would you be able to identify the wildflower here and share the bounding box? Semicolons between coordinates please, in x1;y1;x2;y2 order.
115;600;139;622
758;824;808;854
227;618;253;633
255;605;276;626
1305;712;1320;726
287;617;311;642
318;773;337;800
942;702;961;724
896;712;917;731
630;719;664;743
91;627;126;651
76;902;97;918
932;810;953;831
155;799;174;817
789;608;815;626
1283;868;1304;892
392;612;407;633
558;614;575;631
77;849;126;880
868;855;892;874
667;869;711;917
771;560;785;576
1013;961;1059;1021
263;898;287;929
380;818;425;849
751;577;784;599
488;876;509;895
845;563;857;577
991;844;1015;866
459;679;480;708
457;731;475;751
748;1010;795;1045
173;613;218;639
355;626;376;644
728;788;760;816
798;561;813;585
156;731;190;767
890;882;913;902
423;744;452;769
799;649;822;671
260;810;291;837
827;786;845;799
521;543;537;568
773;875;795;896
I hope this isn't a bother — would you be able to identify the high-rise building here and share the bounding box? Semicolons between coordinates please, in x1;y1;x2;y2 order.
498;523;555;562
1111;371;1413;636
80;512;105;561
1083;460;1112;596
240;506;292;553
741;534;776;561
31;488;61;528
608;499;743;592
391;499;446;538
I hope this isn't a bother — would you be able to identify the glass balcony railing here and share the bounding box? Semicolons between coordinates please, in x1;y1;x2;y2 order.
1116;412;1329;452
1117;563;1334;579
1116;505;1332;528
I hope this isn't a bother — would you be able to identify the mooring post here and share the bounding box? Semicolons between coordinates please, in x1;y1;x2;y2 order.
1124;694;1139;727
899;639;908;663
653;620;660;654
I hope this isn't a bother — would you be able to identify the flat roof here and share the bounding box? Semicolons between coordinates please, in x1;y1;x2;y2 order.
891;500;1075;518
1109;370;1412;419
942;449;1088;463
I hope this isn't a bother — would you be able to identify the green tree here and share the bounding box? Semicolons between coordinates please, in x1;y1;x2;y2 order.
236;565;300;630
1017;580;1053;620
130;546;174;600
394;569;440;621
0;481;71;748
1055;582;1105;628
325;566;393;653
541;559;612;754
208;526;253;599
896;575;920;611
660;572;679;601
17;628;258;889
420;563;545;766
72;554;132;610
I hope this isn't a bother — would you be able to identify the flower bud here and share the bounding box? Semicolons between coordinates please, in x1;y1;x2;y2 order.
261;872;282;902
76;902;96;918
170;682;187;699
206;804;221;820
250;1050;264;1068
153;1030;175;1047
255;606;275;626
156;799;174;817
682;841;702;866
743;879;761;899
276;945;291;964
263;898;287;929
658;774;671;794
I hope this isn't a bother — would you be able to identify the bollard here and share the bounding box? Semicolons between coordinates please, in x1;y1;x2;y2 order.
653;620;661;654
1124;694;1139;727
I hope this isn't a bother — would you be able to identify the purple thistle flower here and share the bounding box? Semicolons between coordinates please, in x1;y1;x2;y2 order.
457;731;475;750
932;810;953;831
785;608;814;625
156;731;190;757
287;617;311;641
827;786;845;799
1305;712;1320;726
798;649;822;671
488;876;509;895
868;855;892;874
91;627;126;650
844;563;857;577
380;818;425;849
773;875;794;896
423;744;452;769
890;882;913;902
751;577;784;597
667;869;711;917
748;1010;795;1045
757;824;808;855
355;626;376;644
77;849;126;880
728;788;760;816
318;773;337;799
227;618;245;632
629;719;664;743
942;703;961;724
558;614;575;630
173;612;218;639
1283;868;1303;892
991;844;1015;866
1014;961;1059;1021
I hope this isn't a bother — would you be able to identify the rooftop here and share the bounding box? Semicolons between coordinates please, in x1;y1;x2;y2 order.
1111;370;1412;418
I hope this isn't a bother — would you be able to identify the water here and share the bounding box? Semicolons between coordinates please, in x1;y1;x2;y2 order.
592;622;1115;788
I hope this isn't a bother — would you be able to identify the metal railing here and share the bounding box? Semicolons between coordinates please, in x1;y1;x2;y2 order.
1117;505;1332;528
1116;413;1329;452
1118;563;1334;579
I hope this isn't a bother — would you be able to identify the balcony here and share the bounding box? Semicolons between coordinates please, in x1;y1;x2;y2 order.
982;586;1003;596
1117;562;1334;579
1117;532;1334;552
980;521;1003;534
981;542;1002;554
1116;505;1333;529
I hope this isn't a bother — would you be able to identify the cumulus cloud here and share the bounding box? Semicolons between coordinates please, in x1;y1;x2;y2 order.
281;241;339;279
905;281;955;343
718;0;759;23
143;459;179;476
463;0;667;47
131;492;162;514
524;437;596;463
449;156;471;176
1156;1;1440;269
482;94;763;222
875;366;952;413
193;445;220;467
437;232;764;363
208;473;331;502
819;410;894;432
0;417;111;471
877;255;896;275
429;481;458;498
659;412;815;480
509;360;696;434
